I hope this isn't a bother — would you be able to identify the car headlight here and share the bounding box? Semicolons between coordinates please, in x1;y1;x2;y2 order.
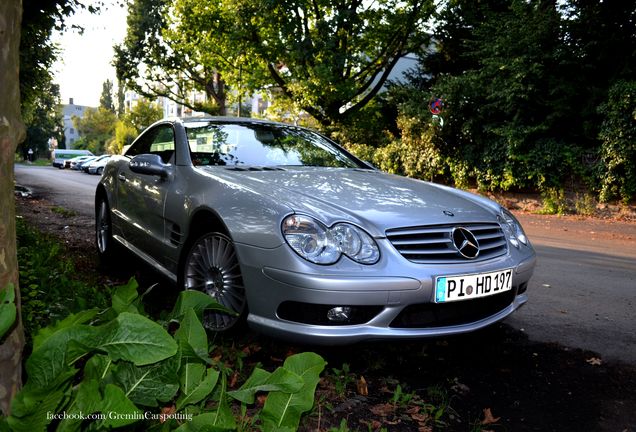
498;208;528;248
282;215;380;265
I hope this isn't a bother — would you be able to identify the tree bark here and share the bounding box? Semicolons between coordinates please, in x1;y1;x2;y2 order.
0;0;26;416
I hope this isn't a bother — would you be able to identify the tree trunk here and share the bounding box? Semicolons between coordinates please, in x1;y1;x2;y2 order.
0;0;26;416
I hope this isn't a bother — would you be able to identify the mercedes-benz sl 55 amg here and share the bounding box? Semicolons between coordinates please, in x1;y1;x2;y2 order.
95;117;536;344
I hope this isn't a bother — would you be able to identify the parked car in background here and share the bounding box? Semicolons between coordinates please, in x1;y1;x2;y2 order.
68;155;95;170
87;155;111;175
52;149;93;168
74;156;98;172
96;117;536;344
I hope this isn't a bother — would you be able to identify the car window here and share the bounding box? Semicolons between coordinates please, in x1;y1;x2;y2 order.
125;124;175;163
185;123;364;168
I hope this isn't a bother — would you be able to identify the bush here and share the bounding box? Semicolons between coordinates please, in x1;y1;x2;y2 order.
598;80;636;203
6;279;326;431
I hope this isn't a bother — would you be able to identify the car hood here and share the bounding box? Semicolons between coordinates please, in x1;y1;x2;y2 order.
201;167;500;236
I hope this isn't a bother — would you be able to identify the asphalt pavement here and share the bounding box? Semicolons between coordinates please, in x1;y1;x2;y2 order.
14;164;636;364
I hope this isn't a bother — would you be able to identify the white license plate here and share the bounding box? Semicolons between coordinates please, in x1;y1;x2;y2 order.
434;269;513;303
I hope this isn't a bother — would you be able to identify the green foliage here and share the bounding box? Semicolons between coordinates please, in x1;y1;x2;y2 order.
16;218;108;346
100;79;115;112
598;81;636;203
539;188;568;215
107;99;163;154
72;107;117;154
117;0;434;127
126;99;164;132
341;0;634;201
107;120;137;155
329;363;355;398
8;279;326;431
0;284;17;341
115;0;231;115
18;0;93;157
50;206;77;218
574;193;598;217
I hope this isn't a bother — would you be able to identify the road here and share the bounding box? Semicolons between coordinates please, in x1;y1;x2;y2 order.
14;164;636;364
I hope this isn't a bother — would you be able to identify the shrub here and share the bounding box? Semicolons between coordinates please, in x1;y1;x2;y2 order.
598;80;636;203
6;279;326;431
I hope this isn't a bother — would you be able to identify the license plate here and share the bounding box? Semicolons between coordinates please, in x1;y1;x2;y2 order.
435;269;513;303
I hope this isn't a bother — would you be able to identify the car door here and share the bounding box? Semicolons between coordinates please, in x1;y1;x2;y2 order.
116;123;176;262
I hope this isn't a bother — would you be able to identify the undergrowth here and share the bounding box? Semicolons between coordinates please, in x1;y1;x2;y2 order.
16;217;109;347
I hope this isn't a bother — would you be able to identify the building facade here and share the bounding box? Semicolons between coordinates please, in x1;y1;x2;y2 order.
61;98;93;149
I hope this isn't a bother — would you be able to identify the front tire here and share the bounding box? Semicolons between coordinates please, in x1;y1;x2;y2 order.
182;232;247;332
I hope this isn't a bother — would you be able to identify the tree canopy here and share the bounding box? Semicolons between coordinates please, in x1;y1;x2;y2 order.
115;0;435;126
365;0;636;202
100;79;115;112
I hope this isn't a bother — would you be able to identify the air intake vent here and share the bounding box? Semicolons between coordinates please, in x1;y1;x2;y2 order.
386;223;507;263
169;224;182;246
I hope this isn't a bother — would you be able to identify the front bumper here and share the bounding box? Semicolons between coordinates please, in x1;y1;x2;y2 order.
236;240;536;345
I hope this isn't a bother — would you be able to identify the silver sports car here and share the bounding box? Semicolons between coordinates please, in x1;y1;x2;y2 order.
96;117;536;344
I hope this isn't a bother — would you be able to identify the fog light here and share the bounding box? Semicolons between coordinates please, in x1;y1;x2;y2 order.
327;306;352;323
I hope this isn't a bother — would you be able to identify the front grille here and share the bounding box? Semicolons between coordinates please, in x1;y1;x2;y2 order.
386;223;508;263
389;290;516;328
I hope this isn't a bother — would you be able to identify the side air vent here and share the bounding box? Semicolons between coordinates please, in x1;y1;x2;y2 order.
169;224;182;246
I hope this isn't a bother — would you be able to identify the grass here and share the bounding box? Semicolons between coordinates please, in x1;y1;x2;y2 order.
16;158;52;167
16;217;109;347
50;206;78;218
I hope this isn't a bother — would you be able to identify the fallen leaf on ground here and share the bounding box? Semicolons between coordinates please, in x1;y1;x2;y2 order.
586;357;603;366
370;403;397;417
357;376;369;396
229;371;240;388
411;412;430;423
160;405;176;423
406;406;420;415
481;408;500;425
359;419;382;430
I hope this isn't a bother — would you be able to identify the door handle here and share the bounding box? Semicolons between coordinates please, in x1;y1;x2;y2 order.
118;172;127;182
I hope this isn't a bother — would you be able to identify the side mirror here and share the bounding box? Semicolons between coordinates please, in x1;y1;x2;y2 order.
129;154;169;178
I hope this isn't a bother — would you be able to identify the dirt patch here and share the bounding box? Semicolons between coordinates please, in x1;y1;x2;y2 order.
14;194;636;431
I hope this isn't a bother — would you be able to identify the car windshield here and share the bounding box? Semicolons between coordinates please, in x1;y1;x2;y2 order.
184;122;365;168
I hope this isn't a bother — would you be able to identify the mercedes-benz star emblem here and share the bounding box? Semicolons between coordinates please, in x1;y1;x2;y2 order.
452;227;480;259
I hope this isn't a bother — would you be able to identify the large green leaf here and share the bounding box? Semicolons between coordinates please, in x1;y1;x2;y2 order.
84;353;112;381
100;384;144;429
176;367;220;411
7;388;65;432
0;283;17;340
113;353;180;407
111;277;140;314
56;379;103;432
96;312;178;365
228;366;304;405
175;308;209;363
261;352;326;432
26;324;95;391
174;373;236;432
32;309;98;351
170;290;234;321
